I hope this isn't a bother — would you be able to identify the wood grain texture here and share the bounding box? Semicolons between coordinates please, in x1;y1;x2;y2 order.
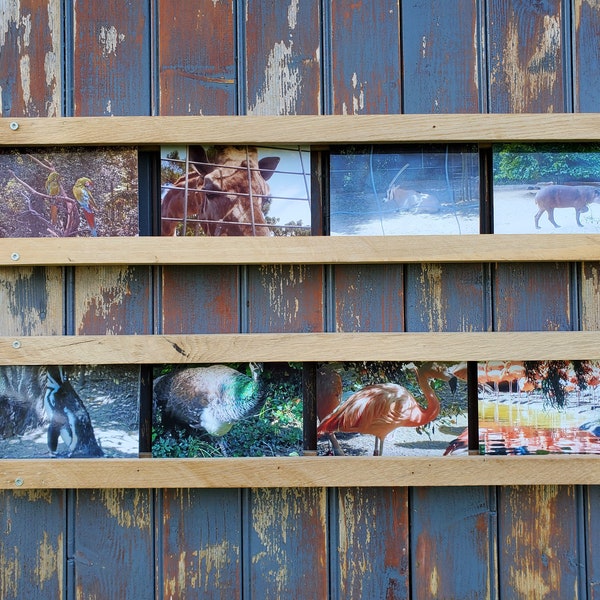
2;331;600;363
329;0;402;114
411;487;494;599
0;489;65;599
159;489;241;598
158;0;235;116
487;0;565;113
401;0;482;113
2;456;600;489
573;0;600;112
497;486;581;599
334;487;409;599
72;1;151;116
72;489;153;599
0;0;61;117
247;488;328;598
245;0;321;115
74;266;152;334
6;113;600;145
1;235;599;266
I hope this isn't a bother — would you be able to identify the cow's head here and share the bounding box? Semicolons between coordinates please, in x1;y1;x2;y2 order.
189;145;280;236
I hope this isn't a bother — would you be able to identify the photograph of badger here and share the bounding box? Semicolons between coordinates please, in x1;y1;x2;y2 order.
0;365;139;458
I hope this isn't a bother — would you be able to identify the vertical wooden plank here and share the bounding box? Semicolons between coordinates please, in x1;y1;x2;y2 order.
493;263;571;332
573;1;600;112
0;267;63;336
411;487;495;599
585;486;600;599
0;490;64;600
248;488;327;599
329;0;401;114
401;0;481;113
404;263;486;332
73;489;153;600
158;0;236;116
487;0;565;113
497;486;580;599
245;0;321;115
334;487;409;600
0;0;61;117
74;266;151;335
334;264;404;332
72;0;151;116
159;489;241;599
161;266;240;334
246;264;323;333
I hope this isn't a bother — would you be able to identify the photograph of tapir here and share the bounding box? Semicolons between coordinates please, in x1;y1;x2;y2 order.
493;143;600;233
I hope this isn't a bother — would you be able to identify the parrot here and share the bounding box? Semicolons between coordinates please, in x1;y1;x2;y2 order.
72;177;98;236
45;171;60;225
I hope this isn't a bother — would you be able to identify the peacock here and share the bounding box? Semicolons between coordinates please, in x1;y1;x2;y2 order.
153;363;265;453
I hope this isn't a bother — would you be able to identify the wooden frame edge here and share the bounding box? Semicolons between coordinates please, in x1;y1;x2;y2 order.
2;456;600;488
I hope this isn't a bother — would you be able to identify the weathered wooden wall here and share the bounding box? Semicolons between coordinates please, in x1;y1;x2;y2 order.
1;1;599;598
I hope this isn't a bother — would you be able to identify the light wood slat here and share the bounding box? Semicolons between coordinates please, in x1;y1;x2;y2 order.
2;332;599;364
2;113;600;146
2;456;600;489
2;235;600;266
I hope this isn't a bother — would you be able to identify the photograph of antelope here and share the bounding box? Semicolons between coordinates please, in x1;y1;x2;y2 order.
493;143;600;233
160;144;311;236
316;361;467;457
0;147;139;237
443;360;600;455
0;365;140;458
329;144;480;235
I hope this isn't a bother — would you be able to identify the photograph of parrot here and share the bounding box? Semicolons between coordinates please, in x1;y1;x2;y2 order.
72;176;98;236
45;171;60;225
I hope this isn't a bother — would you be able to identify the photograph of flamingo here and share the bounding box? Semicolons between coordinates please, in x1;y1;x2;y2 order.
0;147;139;237
444;360;600;455
329;144;480;236
316;361;467;457
160;144;311;237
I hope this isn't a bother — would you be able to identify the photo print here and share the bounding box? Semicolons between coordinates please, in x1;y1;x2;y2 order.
160;144;311;236
443;360;600;455
152;362;303;457
0;146;139;237
329;144;480;235
316;361;467;457
0;365;140;458
493;143;600;233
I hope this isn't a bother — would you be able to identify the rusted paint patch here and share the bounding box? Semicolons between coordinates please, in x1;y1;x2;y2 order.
419;263;447;331
99;489;151;530
0;545;21;598
0;267;63;336
580;263;600;330
35;531;63;594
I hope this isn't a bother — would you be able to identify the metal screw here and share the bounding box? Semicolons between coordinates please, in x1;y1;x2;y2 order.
9;122;19;131
15;478;23;487
12;340;21;349
10;252;19;261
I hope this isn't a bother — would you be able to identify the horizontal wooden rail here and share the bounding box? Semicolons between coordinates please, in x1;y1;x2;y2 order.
2;455;600;488
2;331;599;364
1;235;600;265
2;114;600;145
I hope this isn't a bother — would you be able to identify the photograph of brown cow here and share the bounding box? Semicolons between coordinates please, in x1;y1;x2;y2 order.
160;144;311;236
493;143;600;233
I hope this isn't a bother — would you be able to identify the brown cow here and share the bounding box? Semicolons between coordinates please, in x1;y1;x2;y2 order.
161;145;280;236
534;184;600;229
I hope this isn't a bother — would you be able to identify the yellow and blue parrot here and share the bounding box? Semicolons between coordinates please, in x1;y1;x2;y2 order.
45;171;60;225
72;177;97;236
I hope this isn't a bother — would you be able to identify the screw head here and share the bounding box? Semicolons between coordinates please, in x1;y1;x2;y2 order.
10;252;19;261
9;122;19;131
12;340;21;349
15;478;23;486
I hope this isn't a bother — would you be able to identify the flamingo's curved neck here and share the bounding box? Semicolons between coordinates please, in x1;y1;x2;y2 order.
414;368;442;424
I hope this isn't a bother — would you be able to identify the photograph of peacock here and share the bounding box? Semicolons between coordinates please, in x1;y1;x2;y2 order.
153;362;266;456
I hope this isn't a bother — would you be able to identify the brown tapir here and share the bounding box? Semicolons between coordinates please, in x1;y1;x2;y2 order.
534;184;600;229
